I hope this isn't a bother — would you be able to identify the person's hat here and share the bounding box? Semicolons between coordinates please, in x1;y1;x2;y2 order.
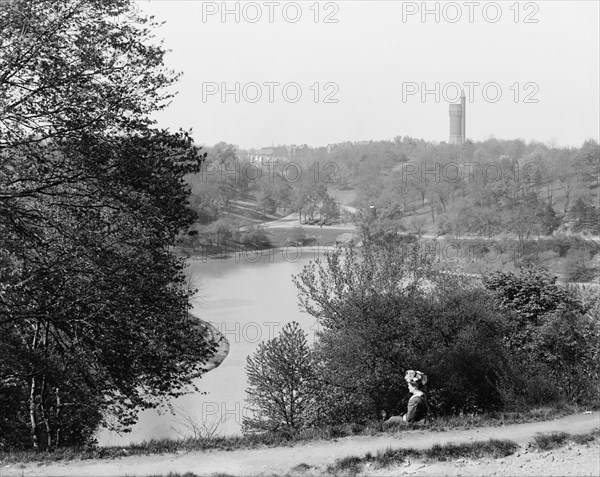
405;370;427;385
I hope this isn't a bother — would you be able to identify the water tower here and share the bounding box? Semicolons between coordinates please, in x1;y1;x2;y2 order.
449;90;466;145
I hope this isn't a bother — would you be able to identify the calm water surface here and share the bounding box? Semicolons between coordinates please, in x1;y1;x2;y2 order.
98;249;319;446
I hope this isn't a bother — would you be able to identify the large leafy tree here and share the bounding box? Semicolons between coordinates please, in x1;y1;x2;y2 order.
1;0;215;450
0;0;174;145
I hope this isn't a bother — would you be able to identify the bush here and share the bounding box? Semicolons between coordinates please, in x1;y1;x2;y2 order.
294;242;517;422
409;284;513;415
543;234;575;257
239;227;271;249
535;307;599;401
286;226;313;247
484;265;599;405
565;249;597;283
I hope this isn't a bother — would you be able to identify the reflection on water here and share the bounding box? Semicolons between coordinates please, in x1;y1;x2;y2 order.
97;249;318;446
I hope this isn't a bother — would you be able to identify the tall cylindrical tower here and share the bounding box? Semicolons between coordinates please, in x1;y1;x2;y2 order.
449;104;463;145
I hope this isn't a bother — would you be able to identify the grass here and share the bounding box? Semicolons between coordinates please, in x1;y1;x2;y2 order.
0;404;593;464
326;439;520;475
326;429;600;475
291;462;314;472
531;429;600;451
382;403;591;433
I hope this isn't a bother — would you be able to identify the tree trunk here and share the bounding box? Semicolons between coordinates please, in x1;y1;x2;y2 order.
55;387;61;448
29;375;38;450
28;321;41;449
40;376;52;450
439;195;447;212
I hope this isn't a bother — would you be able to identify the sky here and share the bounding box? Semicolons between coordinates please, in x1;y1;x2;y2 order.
136;0;600;149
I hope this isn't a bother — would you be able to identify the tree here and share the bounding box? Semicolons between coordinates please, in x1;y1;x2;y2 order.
551;148;579;214
1;0;175;146
1;0;217;449
575;139;600;190
536;307;599;401
570;198;600;234
243;322;315;434
0;131;217;450
407;215;427;237
539;202;561;236
483;266;584;349
258;185;278;215
204;142;248;206
483;266;597;403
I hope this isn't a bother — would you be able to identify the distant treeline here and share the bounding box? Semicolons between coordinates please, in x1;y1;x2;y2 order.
191;138;599;239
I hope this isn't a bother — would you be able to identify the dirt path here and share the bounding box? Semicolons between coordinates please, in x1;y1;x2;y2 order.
2;412;598;477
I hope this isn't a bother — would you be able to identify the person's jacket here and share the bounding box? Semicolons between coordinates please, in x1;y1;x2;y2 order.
405;394;428;423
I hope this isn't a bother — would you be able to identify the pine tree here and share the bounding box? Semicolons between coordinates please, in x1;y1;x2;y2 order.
540;202;561;235
244;322;315;434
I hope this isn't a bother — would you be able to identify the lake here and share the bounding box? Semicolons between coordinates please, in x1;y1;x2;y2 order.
97;248;321;446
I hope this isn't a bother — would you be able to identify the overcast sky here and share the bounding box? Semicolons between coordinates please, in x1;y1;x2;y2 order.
137;0;599;149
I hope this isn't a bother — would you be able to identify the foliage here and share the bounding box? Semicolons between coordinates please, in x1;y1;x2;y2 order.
0;0;216;450
239;226;271;249
327;439;519;474
535;307;599;401
482;265;584;350
285;226;316;247
570;198;600;235
289;226;308;246
293;240;516;421
258;186;278;215
565;248;597;283
539;203;561;235
189;134;597;246
225;136;600;241
483;266;599;403
244;322;315;435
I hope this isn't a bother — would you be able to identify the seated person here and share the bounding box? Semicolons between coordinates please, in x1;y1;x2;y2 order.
384;370;428;426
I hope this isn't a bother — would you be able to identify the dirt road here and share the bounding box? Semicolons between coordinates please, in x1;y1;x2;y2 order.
2;412;598;477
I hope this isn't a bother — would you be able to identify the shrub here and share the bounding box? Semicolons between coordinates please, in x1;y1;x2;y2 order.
239;227;271;249
543;234;575;257
285;226;315;247
413;285;513;415
565;249;597;283
483;265;584;350
294;242;517;422
484;265;599;405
